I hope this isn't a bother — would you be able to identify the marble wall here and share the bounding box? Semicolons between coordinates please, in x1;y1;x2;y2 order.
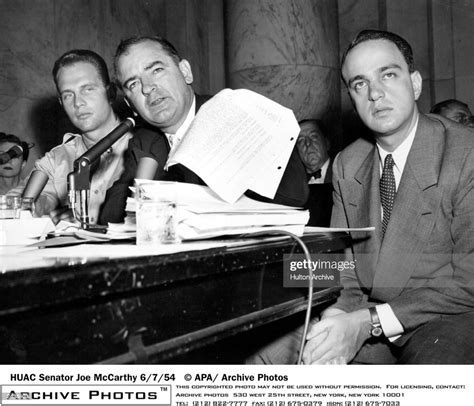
225;0;341;148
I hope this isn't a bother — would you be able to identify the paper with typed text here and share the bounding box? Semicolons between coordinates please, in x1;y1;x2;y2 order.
166;88;299;203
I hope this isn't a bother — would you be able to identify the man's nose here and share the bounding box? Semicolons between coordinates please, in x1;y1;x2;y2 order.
74;94;86;108
368;81;384;101
141;80;157;96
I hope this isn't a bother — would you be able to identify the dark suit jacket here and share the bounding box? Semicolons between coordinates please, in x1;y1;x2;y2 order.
305;158;333;227
100;94;309;224
329;113;474;342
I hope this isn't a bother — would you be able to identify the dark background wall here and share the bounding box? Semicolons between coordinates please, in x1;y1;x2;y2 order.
0;0;472;174
338;0;474;145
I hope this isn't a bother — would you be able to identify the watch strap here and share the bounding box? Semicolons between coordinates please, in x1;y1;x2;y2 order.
369;306;383;337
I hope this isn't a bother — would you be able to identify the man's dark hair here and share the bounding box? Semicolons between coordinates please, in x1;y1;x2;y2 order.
0;132;30;161
113;36;181;85
52;49;111;92
430;99;469;114
341;29;415;84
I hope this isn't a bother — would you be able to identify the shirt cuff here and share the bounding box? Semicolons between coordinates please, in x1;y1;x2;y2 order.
376;304;404;342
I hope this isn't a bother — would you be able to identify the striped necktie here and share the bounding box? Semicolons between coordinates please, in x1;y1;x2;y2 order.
380;154;396;237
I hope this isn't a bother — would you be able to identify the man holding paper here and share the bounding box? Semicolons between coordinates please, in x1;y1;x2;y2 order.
99;36;308;224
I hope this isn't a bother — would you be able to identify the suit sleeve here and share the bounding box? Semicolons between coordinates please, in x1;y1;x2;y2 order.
99;127;169;224
388;147;474;332
245;145;309;207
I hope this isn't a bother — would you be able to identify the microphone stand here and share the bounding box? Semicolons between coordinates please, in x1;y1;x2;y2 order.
67;117;135;231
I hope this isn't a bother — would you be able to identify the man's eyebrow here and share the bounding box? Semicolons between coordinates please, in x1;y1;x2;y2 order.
144;60;164;71
80;82;98;89
379;63;403;72
347;74;366;88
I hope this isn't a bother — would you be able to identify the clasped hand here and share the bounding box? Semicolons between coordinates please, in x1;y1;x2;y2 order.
302;309;371;365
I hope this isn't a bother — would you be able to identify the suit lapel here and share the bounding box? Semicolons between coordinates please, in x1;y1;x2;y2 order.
339;145;382;287
324;159;333;183
372;114;444;299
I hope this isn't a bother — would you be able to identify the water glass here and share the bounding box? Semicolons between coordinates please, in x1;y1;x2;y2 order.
0;195;21;219
135;182;180;246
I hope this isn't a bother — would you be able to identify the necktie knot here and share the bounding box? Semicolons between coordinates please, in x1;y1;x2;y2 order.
384;154;395;170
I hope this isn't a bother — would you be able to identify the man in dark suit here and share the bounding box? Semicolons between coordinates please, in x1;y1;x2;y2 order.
249;29;474;364
296;119;333;226
99;36;308;224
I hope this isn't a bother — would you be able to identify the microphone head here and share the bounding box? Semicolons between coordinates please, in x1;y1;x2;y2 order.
125;117;136;129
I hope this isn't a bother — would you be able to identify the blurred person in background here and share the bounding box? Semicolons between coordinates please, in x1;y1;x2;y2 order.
296;119;333;226
0;132;30;195
430;99;473;128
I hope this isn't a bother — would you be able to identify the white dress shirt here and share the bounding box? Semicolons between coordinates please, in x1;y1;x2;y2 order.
308;158;330;184
164;97;196;154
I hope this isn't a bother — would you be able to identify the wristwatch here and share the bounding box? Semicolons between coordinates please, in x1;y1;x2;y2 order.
368;307;383;337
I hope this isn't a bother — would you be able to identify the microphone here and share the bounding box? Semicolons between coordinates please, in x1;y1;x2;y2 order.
75;117;135;167
67;117;135;228
0;145;23;165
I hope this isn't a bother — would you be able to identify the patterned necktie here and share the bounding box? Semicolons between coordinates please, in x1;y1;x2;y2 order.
380;154;396;237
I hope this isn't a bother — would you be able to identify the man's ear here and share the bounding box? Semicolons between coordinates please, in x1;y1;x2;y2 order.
21;160;27;170
411;70;422;101
179;59;193;85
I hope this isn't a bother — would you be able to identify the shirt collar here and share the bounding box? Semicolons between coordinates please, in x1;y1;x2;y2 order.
164;96;196;148
308;158;330;184
376;115;419;174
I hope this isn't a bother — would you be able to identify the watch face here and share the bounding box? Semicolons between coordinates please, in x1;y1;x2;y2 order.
372;326;383;337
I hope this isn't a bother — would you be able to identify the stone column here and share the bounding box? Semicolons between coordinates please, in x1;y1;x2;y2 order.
225;0;340;133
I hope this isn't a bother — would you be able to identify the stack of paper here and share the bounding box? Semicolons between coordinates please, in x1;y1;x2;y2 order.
0;217;54;246
125;181;309;240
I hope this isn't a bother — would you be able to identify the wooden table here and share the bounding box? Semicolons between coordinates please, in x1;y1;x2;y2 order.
0;232;350;364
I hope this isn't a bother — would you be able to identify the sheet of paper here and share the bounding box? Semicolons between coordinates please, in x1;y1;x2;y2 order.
166;88;299;203
304;226;376;233
180;210;309;230
178;223;305;240
0;218;54;246
127;182;305;213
